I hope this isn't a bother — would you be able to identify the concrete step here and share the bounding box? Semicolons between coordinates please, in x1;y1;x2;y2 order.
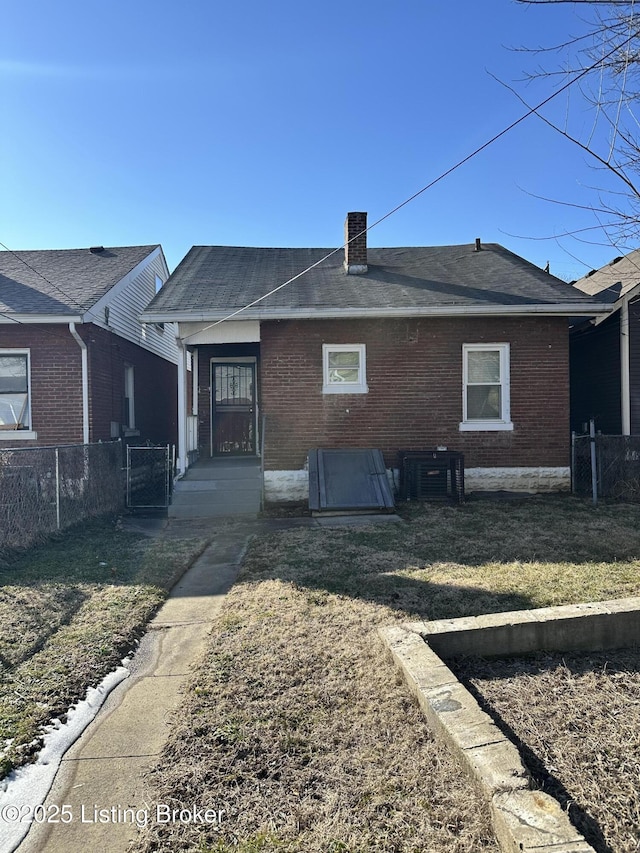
171;489;260;506
169;503;258;519
174;479;261;493
169;488;261;519
184;467;261;482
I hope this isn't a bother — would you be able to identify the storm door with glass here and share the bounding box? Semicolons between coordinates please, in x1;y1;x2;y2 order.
211;362;256;454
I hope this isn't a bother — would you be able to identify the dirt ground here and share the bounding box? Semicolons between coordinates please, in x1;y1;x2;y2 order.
454;648;640;853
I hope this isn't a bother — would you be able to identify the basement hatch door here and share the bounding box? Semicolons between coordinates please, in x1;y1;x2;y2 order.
308;449;395;513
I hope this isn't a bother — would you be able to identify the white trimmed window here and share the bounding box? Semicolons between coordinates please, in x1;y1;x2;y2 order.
322;344;368;394
0;350;36;437
460;343;513;431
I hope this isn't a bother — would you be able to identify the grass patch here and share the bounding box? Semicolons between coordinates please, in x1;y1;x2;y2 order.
0;516;210;778
454;649;640;853
133;494;640;852
247;495;640;621
134;579;500;852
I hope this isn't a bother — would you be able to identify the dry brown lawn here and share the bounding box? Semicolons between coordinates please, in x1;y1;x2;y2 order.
0;517;211;778
132;495;640;853
454;649;640;853
134;578;499;853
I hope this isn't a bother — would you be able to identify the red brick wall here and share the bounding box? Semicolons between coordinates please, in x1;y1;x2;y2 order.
78;325;177;445
0;324;84;446
259;317;570;470
0;324;176;448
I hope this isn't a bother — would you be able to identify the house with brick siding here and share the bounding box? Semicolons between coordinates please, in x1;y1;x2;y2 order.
570;248;640;435
141;213;612;501
0;245;178;448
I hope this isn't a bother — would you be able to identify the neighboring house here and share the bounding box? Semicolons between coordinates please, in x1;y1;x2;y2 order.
571;249;640;435
141;212;612;500
0;245;178;448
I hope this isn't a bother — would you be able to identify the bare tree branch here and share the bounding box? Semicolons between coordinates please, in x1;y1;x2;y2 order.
489;71;640;198
516;182;640;218
495;4;640;249
517;2;634;6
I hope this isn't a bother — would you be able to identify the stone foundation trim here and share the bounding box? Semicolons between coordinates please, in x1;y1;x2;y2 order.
264;465;571;503
465;466;570;492
264;470;309;502
264;468;398;503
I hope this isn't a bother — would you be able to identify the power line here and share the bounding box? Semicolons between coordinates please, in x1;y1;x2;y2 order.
183;24;640;341
0;243;103;349
0;242;91;315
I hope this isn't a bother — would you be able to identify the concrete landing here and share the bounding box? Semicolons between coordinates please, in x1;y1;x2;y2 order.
169;458;262;519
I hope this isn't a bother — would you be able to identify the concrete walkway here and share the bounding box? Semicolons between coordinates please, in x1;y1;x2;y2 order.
18;519;260;853
18;512;400;853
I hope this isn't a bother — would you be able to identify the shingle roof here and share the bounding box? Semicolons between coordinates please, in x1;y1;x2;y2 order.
573;248;640;299
0;246;159;315
145;242;604;320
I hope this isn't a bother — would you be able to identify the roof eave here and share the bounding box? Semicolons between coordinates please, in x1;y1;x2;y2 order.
591;284;640;326
142;303;614;324
0;313;85;325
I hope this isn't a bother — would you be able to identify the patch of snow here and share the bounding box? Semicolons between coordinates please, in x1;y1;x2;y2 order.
0;665;129;853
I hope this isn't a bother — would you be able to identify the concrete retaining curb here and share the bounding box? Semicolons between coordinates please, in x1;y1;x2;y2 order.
404;596;640;659
379;596;640;851
382;627;530;802
491;790;594;852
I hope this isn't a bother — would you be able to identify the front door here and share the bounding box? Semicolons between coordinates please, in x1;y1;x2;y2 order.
211;362;256;455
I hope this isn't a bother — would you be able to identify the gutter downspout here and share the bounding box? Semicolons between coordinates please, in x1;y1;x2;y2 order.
621;298;631;435
69;322;90;444
177;339;187;476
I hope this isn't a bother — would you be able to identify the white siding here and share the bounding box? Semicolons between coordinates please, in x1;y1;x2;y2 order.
178;320;260;344
87;249;179;365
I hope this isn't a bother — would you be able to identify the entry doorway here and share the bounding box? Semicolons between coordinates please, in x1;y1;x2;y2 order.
210;358;257;455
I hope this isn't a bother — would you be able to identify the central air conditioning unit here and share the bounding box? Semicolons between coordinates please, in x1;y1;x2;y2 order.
398;450;465;503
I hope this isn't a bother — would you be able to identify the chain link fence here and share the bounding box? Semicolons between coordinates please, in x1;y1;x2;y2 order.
126;445;173;509
0;441;124;552
573;433;640;502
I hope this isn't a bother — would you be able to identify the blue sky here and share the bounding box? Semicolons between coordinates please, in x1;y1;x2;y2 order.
0;0;633;280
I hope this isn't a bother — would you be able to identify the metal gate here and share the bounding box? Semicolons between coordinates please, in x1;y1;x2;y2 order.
126;445;173;508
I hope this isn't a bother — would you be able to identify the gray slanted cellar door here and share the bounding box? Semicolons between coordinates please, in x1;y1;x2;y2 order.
308;449;395;513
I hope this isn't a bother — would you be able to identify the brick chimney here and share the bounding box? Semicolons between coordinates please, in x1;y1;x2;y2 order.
344;211;368;274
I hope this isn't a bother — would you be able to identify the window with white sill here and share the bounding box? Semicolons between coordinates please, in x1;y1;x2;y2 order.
0;352;35;437
322;344;368;394
460;343;513;431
